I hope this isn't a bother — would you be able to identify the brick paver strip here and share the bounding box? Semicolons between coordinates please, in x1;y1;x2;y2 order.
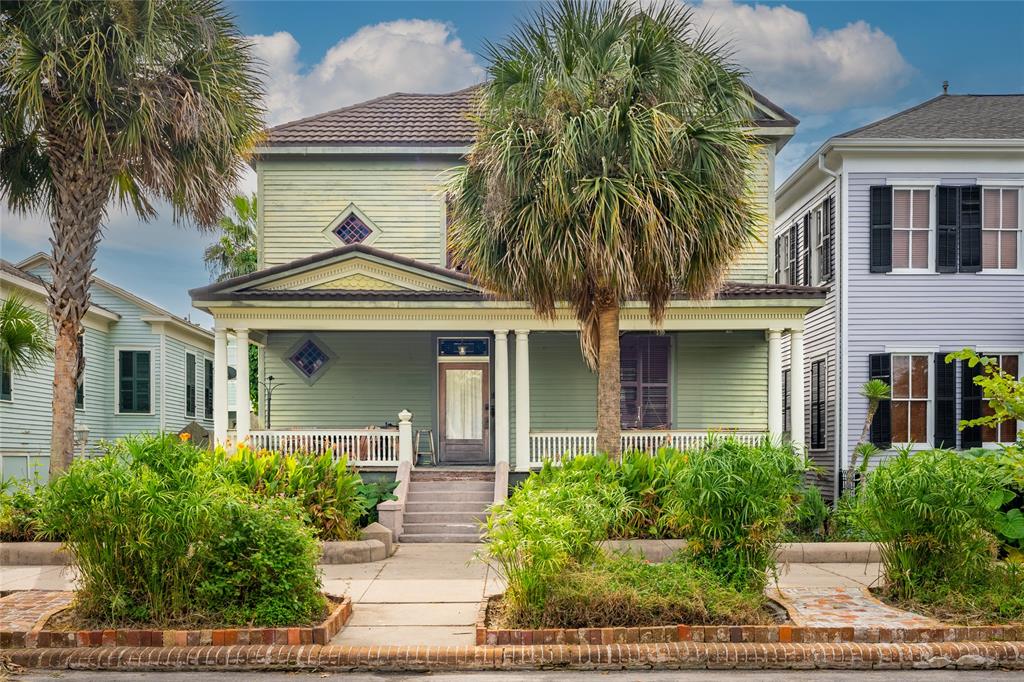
772;587;942;629
3;641;1024;671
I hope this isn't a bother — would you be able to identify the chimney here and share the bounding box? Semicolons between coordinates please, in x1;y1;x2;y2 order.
942;80;949;95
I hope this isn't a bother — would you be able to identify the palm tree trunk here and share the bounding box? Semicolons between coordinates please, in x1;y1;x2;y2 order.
46;139;110;478
595;302;621;459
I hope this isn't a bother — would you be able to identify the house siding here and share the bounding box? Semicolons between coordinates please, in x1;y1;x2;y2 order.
726;145;774;284
675;331;768;431
845;170;1024;462
258;157;457;268
775;178;840;497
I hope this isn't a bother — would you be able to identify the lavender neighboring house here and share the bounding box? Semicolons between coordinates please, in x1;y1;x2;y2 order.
774;93;1024;500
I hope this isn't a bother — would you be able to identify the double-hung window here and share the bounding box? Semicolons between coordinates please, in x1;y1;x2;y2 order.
774;230;792;284
982;188;1020;270
620;335;671;430
810;359;826;449
118;350;152;414
892;188;933;272
185;352;196;418
890;353;931;446
981;353;1020;444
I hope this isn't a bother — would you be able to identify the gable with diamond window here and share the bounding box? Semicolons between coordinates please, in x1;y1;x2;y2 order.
322;203;381;247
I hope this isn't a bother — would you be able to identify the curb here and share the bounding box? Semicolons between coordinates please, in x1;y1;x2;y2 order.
600;540;879;564
5;641;1024;671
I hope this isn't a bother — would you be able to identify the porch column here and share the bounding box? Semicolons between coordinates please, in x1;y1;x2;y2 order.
493;330;510;465
767;329;783;439
235;328;250;445
789;330;806;450
514;330;530;471
213;327;229;446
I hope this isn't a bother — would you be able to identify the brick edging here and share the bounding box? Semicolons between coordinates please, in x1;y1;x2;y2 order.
4;641;1024;671
3;595;351;649
475;595;1024;645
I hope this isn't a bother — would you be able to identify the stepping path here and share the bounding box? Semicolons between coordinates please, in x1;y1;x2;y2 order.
0;590;73;633
771;586;941;629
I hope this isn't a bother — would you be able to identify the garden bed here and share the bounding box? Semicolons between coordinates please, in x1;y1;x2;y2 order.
1;591;351;649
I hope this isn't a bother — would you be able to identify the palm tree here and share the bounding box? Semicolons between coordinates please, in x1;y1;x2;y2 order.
850;379;891;473
1;1;264;476
0;295;52;375
447;0;761;456
204;194;258;282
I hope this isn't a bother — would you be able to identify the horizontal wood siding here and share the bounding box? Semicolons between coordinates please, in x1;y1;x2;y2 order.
725;145;773;284
845;171;1024;463
259;157;456;267
263;331;436;432
675;331;768;430
159;338;215;437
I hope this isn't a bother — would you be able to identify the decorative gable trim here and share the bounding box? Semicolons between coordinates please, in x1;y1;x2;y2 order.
262;258;465;292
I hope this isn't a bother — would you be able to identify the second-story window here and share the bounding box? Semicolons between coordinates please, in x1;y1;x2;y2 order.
892;188;932;271
982;188;1020;270
334;213;373;245
185;352;196;417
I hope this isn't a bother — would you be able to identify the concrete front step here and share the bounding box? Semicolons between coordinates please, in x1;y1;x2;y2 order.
403;511;487;524
410;470;495;482
402;522;482;535
406;491;492;503
406;480;494;492
404;502;491;515
399;532;482;543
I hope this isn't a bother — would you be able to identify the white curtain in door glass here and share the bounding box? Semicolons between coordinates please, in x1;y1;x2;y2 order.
446;369;483;439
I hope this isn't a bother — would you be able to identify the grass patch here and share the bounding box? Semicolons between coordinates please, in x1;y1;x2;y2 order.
875;563;1024;625
491;552;777;630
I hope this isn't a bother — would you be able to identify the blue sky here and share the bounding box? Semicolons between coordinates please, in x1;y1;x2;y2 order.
2;1;1022;325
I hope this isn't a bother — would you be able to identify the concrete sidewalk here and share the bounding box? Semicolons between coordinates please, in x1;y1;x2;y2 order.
0;543;884;647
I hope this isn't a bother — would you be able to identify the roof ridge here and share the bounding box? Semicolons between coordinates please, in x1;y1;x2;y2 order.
835;94;947;139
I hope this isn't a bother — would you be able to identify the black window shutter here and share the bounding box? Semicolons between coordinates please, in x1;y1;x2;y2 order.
869;186;892;273
935;187;959;273
822;196;834;282
774;235;782;283
868;353;891;447
933;353;957;448
802;214;811;285
959;186;982;273
960;359;983;447
788;226;798;283
620;336;640;429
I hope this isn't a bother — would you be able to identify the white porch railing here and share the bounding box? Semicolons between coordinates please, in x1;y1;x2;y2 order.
248;429;400;467
528;430;766;467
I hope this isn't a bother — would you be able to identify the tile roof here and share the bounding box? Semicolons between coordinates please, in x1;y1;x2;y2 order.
838;95;1024;140
266;87;482;147
1;259;48;287
264;84;796;147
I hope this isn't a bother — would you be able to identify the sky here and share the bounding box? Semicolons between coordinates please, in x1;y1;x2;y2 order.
2;0;1022;327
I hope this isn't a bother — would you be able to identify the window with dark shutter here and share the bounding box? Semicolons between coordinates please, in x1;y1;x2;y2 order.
869;186;893;272
959;186;982;272
810;359;826;449
788;225;799;284
119;350;152;414
801;214;811;285
75;333;85;410
204;359;214;419
933;353;957;448
620;334;671;429
936;187;959;272
774;235;783;283
185;353;196;417
821;196;834;282
868;353;892;447
782;369;791;434
960;358;983;448
0;360;11;401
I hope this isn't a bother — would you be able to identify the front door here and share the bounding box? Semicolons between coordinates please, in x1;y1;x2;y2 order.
439;363;490;464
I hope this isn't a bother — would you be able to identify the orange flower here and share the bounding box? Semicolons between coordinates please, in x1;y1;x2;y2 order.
180;433;192;442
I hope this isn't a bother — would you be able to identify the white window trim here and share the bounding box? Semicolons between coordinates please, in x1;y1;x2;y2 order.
114;346;156;416
890;352;934;450
185;351;197;418
890;185;936;275
812;205;827;285
321;202;382;248
979;186;1023;274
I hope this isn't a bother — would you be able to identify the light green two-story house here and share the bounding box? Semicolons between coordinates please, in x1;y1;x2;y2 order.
190;86;823;481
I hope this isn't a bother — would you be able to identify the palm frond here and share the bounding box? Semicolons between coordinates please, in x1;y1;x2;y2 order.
0;294;52;373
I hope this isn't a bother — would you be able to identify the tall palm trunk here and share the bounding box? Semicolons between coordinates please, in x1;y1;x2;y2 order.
46;133;110;477
595;302;621;459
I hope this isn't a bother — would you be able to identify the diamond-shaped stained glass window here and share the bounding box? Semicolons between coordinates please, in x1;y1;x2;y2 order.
333;213;373;244
289;340;329;378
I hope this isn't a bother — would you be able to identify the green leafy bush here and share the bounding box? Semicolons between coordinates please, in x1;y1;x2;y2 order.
669;439;805;590
221;446;367;540
788;484;829;540
494;552;772;629
851;449;1005;601
0;479;43;541
36;435;325;627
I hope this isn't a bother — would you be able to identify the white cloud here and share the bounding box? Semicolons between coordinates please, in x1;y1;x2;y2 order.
691;0;913;113
250;20;485;126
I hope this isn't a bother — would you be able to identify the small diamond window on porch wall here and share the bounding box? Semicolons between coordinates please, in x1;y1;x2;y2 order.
333;213;373;244
289;339;329;378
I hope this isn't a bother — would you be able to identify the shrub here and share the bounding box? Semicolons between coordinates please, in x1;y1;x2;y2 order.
851;448;1006;601
0;479;43;541
495;553;772;629
669;438;805;590
36;434;325;627
788;484;829;540
221;446;368;540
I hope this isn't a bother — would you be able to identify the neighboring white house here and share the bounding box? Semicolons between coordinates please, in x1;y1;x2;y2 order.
0;254;217;483
774;93;1024;500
